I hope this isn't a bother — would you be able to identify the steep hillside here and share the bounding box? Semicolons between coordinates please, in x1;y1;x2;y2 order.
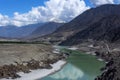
29;22;64;38
45;4;120;43
60;15;120;45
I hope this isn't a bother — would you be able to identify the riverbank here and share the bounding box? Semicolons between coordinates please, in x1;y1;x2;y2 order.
1;60;66;80
95;51;120;80
73;41;120;80
42;47;105;80
0;43;66;79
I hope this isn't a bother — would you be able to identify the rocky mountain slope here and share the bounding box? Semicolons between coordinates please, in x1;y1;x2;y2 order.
43;4;120;44
60;15;120;45
28;22;64;39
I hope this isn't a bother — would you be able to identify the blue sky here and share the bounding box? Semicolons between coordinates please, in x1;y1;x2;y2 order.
0;0;93;17
0;0;118;17
0;0;48;17
84;0;93;7
0;0;119;26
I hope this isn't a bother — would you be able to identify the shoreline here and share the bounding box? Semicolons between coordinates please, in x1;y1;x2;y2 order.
95;51;120;80
0;44;67;80
69;46;105;62
0;55;65;79
71;44;120;80
1;60;66;80
40;60;67;80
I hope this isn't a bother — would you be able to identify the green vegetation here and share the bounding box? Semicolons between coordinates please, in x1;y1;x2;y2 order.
0;41;50;45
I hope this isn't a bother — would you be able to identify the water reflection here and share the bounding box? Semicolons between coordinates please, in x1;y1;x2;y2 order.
42;63;92;80
41;49;105;80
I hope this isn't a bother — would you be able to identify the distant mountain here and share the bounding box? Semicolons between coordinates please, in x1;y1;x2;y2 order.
60;15;120;45
46;4;120;43
28;22;64;39
0;23;43;38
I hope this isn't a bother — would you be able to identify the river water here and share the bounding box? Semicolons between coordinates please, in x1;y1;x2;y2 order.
41;48;105;80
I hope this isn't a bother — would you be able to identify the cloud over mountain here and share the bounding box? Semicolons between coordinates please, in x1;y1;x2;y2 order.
0;14;10;26
0;0;89;26
0;0;118;27
90;0;114;6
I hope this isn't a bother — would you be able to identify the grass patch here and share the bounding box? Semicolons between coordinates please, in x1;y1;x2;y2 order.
0;41;50;45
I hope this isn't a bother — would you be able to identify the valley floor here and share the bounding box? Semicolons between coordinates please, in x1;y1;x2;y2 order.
0;43;65;79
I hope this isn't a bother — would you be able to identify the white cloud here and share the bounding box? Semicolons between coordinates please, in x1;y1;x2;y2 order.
90;0;114;6
0;14;11;26
0;0;90;26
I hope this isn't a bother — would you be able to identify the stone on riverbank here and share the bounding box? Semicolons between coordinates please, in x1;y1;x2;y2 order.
95;52;120;80
0;44;65;79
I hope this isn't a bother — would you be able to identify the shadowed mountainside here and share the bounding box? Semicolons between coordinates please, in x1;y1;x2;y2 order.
28;22;64;39
41;4;120;44
60;15;120;45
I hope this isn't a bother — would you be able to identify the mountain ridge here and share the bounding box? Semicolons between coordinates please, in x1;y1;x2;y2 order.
60;15;120;45
40;4;120;45
0;23;44;38
29;22;64;39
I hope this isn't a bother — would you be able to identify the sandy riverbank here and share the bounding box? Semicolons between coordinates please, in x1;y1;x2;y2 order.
0;43;66;79
1;60;66;80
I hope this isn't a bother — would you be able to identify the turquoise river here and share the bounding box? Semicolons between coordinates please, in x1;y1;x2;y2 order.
41;47;105;80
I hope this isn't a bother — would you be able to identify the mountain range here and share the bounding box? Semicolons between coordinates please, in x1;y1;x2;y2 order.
36;4;120;45
0;22;63;39
28;22;64;39
0;4;120;46
60;15;120;45
0;23;43;38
